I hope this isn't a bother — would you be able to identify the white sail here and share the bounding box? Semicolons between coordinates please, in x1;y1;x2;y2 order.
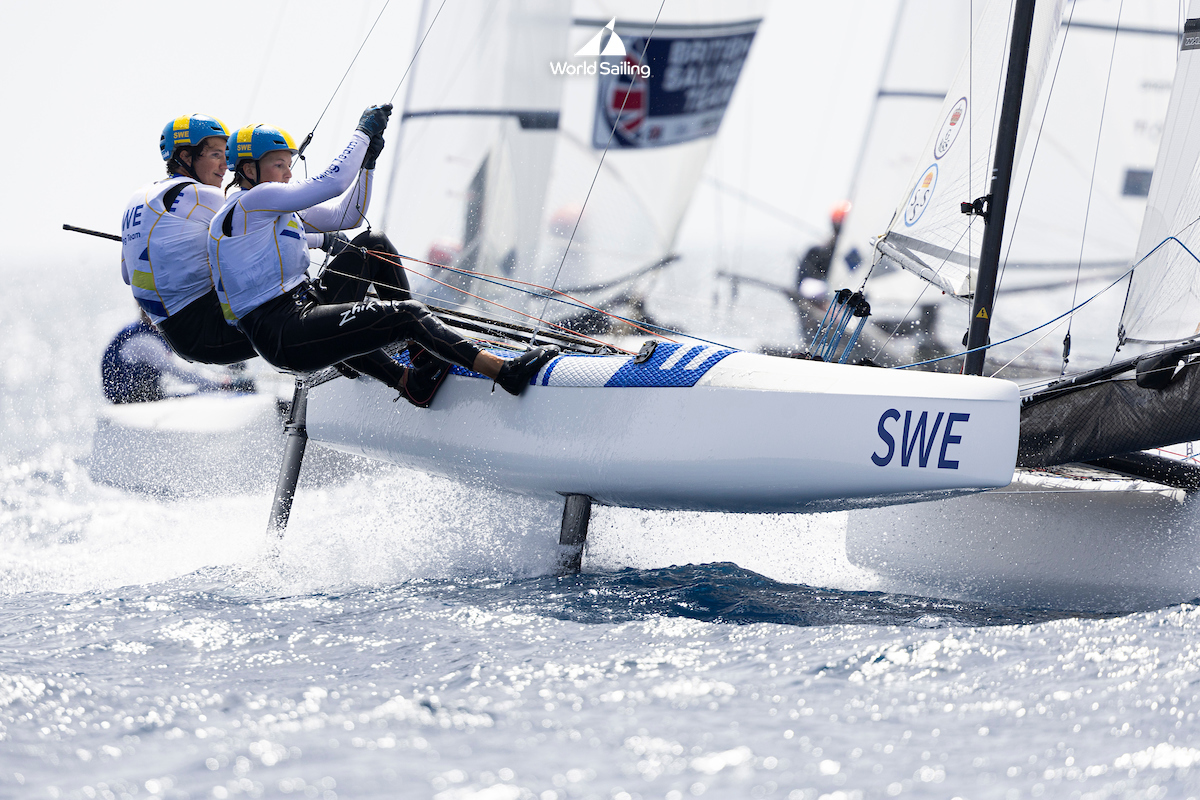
381;0;572;312
1001;1;1179;273
828;0;974;290
1121;1;1200;344
874;0;1066;299
526;3;763;319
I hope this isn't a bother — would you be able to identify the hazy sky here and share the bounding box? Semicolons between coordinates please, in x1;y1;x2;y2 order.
4;1;894;274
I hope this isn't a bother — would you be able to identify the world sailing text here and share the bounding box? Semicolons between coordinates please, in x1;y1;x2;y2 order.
549;61;650;78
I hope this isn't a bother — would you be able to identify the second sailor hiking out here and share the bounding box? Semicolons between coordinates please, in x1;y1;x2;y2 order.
120;114;261;365
207;103;558;406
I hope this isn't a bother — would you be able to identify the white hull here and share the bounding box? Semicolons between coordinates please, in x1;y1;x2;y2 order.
86;392;383;497
846;466;1200;611
306;346;1020;513
86;394;285;497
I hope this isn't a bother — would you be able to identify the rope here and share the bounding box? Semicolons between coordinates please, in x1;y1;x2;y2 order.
1061;0;1124;372
323;260;636;355
388;0;452;103
362;248;677;343
298;0;394;158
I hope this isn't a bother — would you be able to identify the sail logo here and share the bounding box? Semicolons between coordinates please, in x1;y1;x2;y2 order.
576;18;626;57
871;409;970;470
551;19;651;79
904;165;938;226
934;97;967;160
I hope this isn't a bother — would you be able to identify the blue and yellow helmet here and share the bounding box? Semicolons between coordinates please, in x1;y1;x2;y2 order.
159;114;230;161
226;124;297;171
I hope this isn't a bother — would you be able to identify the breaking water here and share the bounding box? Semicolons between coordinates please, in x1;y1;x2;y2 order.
5;257;1200;799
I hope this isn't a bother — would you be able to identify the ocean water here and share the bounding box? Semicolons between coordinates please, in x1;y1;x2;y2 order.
5;259;1200;800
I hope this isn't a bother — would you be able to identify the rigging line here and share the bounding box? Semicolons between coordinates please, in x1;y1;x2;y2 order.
873;277;936;362
320;264;637;355
328;249;737;351
987;311;1071;377
362;248;678;342
300;0;394;158
1113;212;1200;360
895;233;1200;370
388;0;452;103
869;225;974;361
531;0;670;344
1063;0;1124;367
242;1;286;121
995;0;1077;309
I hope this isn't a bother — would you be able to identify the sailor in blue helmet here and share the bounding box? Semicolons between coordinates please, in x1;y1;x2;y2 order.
207;105;557;405
101;311;253;404
119;114;268;365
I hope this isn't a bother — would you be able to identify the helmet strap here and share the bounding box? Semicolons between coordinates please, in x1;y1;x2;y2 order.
237;161;260;188
173;147;201;182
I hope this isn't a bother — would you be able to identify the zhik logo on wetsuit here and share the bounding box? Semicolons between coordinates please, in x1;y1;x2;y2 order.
339;299;379;327
871;409;969;470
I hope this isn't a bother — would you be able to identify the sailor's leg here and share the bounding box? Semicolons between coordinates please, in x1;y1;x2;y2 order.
253;297;482;375
319;231;410;303
242;294;556;397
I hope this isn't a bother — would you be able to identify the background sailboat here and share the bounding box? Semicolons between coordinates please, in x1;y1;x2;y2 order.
378;0;764;337
846;0;1200;612
844;0;1180;377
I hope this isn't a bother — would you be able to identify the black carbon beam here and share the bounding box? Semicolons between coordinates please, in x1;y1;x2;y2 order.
558;494;592;573
63;223;121;242
267;380;309;536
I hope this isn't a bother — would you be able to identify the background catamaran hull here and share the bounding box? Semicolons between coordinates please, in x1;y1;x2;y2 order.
305;353;1020;513
845;469;1200;612
86;394;286;497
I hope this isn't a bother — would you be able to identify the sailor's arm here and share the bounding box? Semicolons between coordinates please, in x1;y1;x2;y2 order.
240;132;369;218
299;166;373;234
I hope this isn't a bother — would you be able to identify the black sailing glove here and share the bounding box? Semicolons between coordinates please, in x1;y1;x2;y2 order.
363;133;385;170
356;103;393;137
322;232;352;256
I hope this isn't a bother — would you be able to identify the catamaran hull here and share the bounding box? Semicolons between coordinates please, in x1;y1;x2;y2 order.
306;348;1020;513
86;392;372;497
845;467;1200;611
86;394;286;497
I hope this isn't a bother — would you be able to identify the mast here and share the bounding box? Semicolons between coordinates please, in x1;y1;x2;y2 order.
962;0;1038;376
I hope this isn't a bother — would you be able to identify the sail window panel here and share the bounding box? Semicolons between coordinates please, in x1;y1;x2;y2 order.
1123;169;1154;197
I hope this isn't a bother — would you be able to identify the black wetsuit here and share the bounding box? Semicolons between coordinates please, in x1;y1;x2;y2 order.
158;290;259;365
237;231;481;389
